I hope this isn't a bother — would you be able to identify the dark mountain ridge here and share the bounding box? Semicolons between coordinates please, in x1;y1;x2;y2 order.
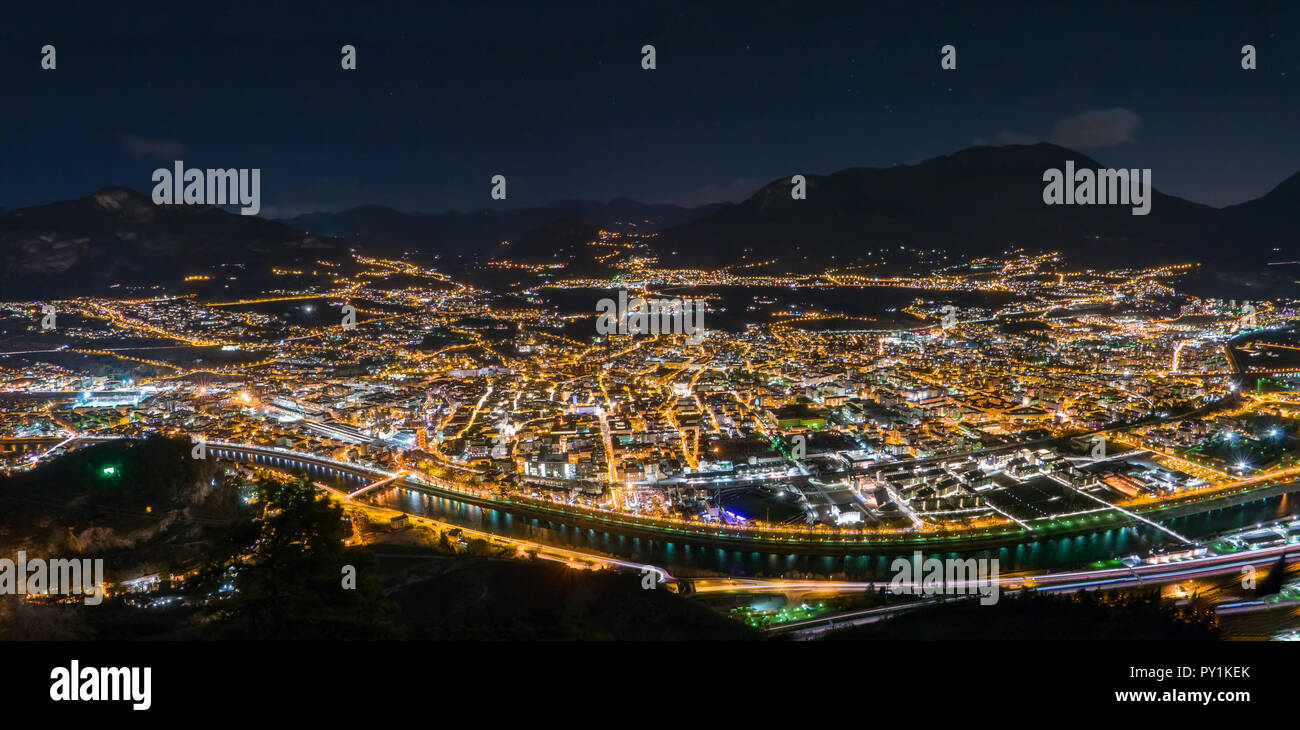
0;187;334;299
2;144;1296;299
282;198;732;256
652;144;1239;268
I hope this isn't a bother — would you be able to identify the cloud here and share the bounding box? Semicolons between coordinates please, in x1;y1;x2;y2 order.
121;134;185;159
1048;108;1140;148
982;108;1142;150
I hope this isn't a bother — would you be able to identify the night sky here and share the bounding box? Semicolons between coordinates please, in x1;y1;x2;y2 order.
2;1;1296;216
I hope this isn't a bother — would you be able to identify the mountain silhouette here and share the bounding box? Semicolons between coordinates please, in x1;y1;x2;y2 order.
652;144;1228;268
2;144;1296;299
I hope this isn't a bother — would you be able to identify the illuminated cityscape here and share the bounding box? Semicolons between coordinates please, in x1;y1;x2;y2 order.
4;236;1300;561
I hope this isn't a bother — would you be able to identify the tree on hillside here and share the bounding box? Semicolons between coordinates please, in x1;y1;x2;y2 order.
195;478;399;639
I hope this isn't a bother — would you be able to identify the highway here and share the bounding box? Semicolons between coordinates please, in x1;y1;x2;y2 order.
748;540;1300;638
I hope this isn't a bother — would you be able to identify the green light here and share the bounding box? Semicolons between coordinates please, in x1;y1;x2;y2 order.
101;466;117;476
